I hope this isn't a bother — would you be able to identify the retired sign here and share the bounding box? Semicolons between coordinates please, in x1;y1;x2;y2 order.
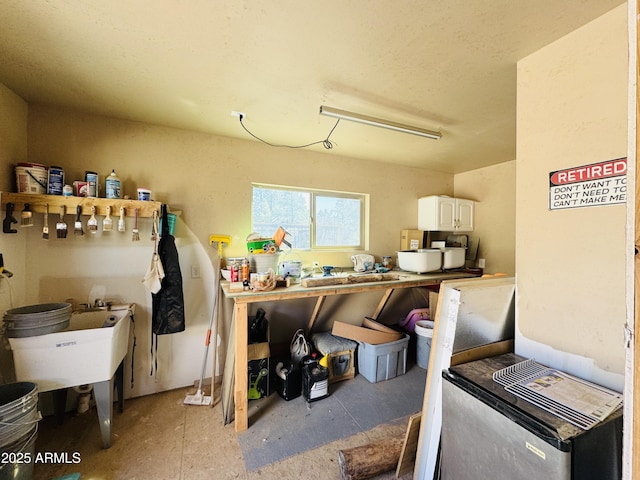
549;158;627;210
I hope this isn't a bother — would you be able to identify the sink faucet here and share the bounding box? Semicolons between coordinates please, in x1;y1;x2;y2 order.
94;299;106;308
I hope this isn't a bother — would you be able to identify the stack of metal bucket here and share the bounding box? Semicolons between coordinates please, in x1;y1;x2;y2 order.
0;382;40;480
2;302;72;338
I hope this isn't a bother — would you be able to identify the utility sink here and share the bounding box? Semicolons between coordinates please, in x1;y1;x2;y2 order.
8;304;135;448
8;305;134;391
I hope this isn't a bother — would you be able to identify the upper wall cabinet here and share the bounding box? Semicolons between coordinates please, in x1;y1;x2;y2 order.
418;195;474;232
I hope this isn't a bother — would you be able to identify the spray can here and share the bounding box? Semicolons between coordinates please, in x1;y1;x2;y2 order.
230;264;239;283
105;169;121;199
241;258;249;287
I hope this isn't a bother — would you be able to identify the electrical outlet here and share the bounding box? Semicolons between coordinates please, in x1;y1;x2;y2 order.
478;258;486;269
191;265;201;279
231;111;245;119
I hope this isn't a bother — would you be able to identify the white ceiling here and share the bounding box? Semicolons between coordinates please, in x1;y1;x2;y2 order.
0;0;626;174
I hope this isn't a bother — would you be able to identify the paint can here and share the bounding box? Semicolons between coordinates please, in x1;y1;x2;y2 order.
137;188;151;201
15;163;48;194
47;166;64;195
73;181;89;197
105;169;121;199
85;171;99;197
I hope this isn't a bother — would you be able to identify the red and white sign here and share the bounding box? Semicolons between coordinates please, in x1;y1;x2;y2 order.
549;158;627;210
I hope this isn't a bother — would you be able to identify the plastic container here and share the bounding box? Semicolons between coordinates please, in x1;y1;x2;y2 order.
302;353;329;402
442;247;466;269
105;169;121;199
0;382;39;480
249;253;280;273
137;188;151;201
357;333;410;383
399;307;429;334
414;320;434;369
159;212;177;235
2;303;72;338
247;238;277;254
397;249;442;273
15;163;48;194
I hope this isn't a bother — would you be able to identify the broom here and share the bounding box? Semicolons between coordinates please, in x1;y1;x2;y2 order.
184;253;221;406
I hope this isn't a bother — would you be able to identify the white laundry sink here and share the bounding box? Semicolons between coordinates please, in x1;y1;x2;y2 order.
8;304;134;448
8;305;134;392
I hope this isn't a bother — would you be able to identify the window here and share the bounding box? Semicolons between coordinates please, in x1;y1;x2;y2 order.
252;184;368;250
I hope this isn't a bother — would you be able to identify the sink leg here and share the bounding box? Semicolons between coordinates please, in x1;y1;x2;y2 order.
52;389;68;425
93;379;113;448
115;360;125;413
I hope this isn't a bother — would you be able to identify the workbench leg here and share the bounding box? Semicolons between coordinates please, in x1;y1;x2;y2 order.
234;302;248;432
371;288;395;320
307;295;326;333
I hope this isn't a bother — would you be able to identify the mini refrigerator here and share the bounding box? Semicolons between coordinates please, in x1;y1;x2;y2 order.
441;353;623;480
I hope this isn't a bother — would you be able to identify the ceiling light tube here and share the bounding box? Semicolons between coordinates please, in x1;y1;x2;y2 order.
319;105;442;140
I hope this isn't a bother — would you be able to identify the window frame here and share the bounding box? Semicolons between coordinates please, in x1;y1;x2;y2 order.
252;183;369;252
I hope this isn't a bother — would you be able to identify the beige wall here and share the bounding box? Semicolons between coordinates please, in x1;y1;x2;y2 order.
455;160;516;275
0;84;28;383
2;101;475;395
516;4;627;390
0;85;28;303
26;105;454;266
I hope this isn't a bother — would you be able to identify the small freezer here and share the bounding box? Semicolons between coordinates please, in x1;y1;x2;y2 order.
441;353;623;480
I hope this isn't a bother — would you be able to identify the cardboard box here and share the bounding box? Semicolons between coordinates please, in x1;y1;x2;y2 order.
400;229;424;250
332;317;403;345
248;342;270;399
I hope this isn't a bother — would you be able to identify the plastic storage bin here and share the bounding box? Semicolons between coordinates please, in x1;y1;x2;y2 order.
357;334;410;383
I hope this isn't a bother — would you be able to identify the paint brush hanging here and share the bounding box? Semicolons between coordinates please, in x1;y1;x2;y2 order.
88;206;98;233
74;205;84;236
56;205;67;238
42;204;49;239
20;203;33;227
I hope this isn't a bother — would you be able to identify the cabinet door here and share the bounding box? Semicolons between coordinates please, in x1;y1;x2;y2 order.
455;199;474;231
437;197;457;231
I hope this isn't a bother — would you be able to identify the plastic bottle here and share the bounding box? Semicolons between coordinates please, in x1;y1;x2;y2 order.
105;169;121;199
302;352;329;402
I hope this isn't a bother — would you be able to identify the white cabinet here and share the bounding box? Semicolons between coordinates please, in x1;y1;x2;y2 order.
418;195;474;232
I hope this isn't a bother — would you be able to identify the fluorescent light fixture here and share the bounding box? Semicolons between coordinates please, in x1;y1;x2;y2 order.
319;105;442;140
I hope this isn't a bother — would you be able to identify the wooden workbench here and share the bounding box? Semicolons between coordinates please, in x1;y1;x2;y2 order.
220;270;477;432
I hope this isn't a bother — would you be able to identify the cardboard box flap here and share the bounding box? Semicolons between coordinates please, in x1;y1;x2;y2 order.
332;320;402;345
363;317;401;334
248;342;270;361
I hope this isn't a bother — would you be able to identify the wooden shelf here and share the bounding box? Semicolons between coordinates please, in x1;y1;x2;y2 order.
0;192;162;218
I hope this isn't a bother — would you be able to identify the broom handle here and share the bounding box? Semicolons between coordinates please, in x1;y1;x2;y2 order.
209;253;221;405
196;251;220;398
197;295;216;392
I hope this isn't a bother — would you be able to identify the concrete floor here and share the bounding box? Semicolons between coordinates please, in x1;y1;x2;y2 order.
32;386;414;480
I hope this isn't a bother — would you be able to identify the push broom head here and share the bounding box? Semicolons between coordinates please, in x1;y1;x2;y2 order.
183;389;212;406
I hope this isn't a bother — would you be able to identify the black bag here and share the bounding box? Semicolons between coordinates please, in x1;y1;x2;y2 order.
249;308;268;344
151;205;185;335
